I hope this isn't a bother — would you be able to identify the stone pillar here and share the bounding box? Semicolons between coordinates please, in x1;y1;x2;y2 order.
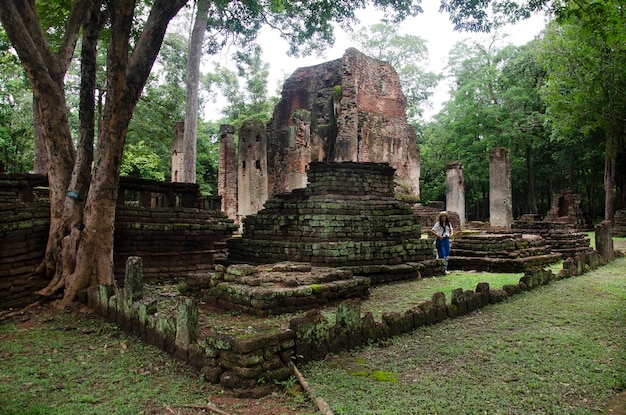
285;110;311;191
218;124;237;222
489;147;513;229
446;160;465;228
595;220;614;262
171;121;184;182
238;120;269;219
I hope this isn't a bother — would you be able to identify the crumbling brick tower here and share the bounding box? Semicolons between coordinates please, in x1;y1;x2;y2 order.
264;47;420;200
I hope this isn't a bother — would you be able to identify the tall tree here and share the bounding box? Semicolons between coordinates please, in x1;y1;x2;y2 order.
208;44;276;128
181;0;210;183
539;1;626;221
426;34;554;220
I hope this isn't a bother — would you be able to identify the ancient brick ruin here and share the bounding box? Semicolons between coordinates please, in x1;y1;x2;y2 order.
543;189;592;230
237;120;269;220
226;48;420;223
489;147;513;229
449;233;561;272
201;162;444;316
614;209;626;236
0;174;237;308
228;162;439;281
217;125;238;221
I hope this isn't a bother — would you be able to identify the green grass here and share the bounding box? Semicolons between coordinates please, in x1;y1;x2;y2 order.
318;271;523;324
302;256;626;415
363;271;523;319
0;311;223;415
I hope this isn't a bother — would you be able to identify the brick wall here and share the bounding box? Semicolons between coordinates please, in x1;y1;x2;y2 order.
0;174;238;309
0;202;50;308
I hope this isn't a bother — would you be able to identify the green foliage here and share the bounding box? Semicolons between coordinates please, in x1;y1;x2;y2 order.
207;44;276;129
538;0;626;216
120;141;165;181
196;121;220;195
0;28;34;173
439;0;553;32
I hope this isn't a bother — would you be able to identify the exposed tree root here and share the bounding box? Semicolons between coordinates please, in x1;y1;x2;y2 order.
0;300;44;322
291;361;334;415
178;403;233;415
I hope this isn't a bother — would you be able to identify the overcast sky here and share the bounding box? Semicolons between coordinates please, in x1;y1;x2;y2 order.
206;3;548;121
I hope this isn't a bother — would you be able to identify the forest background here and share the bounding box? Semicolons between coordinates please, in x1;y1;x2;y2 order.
2;1;624;221
0;0;624;306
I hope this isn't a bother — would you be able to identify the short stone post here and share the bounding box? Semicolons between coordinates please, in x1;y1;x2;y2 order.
446;160;466;228
175;298;198;359
595;220;614;262
489;147;513;229
124;256;143;303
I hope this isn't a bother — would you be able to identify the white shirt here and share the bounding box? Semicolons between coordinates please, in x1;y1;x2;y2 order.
432;222;453;238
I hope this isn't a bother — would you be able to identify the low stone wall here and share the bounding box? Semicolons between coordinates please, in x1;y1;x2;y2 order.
0;202;50;308
89;250;606;397
113;206;238;281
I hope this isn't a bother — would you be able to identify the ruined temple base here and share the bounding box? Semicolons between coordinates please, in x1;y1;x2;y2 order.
204;263;368;316
450;233;562;273
614;209;626;237
201;260;444;316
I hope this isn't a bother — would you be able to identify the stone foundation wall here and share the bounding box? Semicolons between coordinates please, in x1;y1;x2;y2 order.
0;202;50;308
113;206;238;281
206;264;371;317
0;186;237;309
450;233;562;273
510;221;593;258
88;251;606;397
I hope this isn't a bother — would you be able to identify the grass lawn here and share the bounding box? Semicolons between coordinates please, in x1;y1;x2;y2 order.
301;255;626;415
1;237;624;414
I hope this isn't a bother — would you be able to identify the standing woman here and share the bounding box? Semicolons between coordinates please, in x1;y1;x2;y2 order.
431;211;453;273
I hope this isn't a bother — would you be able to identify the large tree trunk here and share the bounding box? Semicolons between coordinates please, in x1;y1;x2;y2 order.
1;0;187;307
182;0;210;183
525;145;538;214
604;136;618;223
40;1;105;299
60;0;188;306
32;96;47;175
